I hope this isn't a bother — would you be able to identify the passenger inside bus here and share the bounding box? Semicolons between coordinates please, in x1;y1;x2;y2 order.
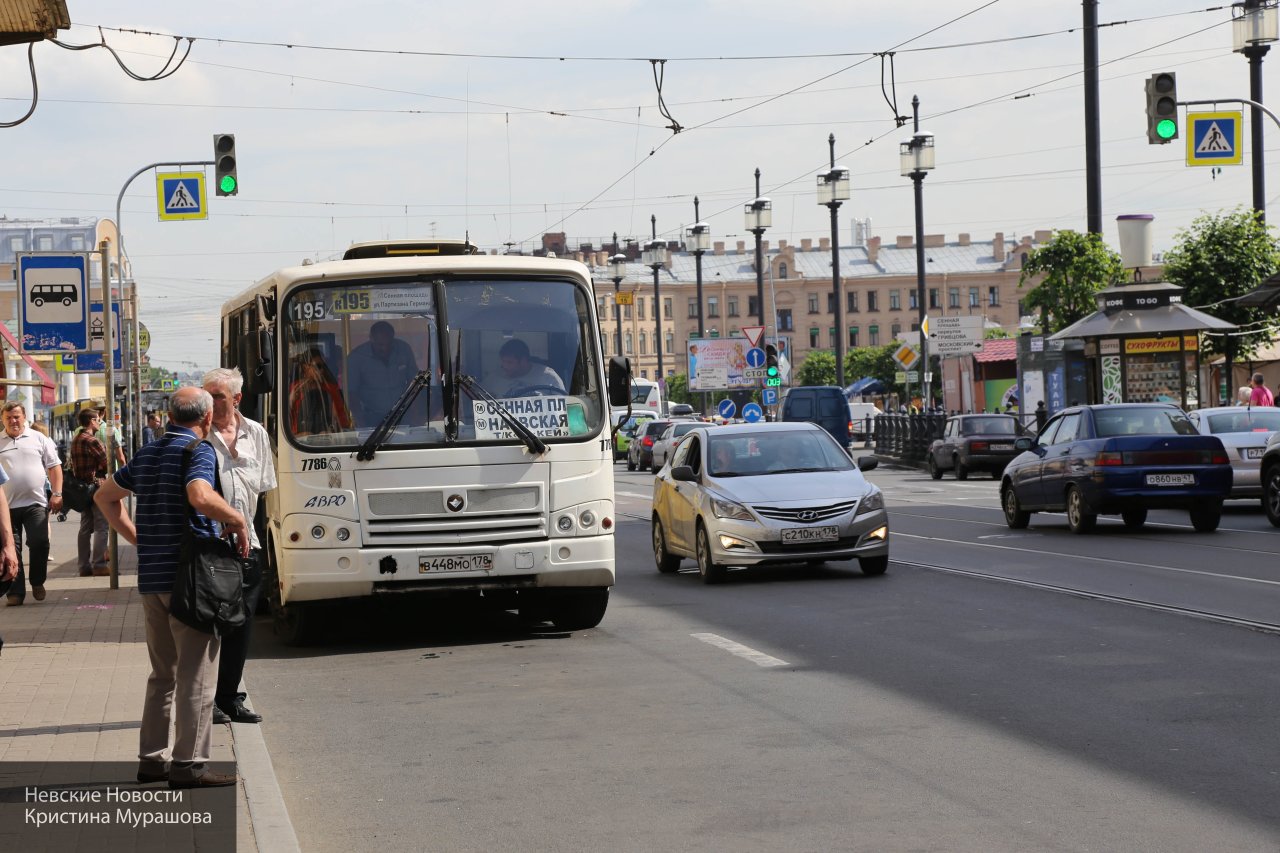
289;347;353;437
486;338;565;397
347;321;420;427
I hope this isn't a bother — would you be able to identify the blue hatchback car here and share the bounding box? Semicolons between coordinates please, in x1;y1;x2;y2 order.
1000;404;1232;533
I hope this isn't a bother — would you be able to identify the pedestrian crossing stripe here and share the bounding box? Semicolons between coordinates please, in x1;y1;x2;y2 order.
155;171;209;221
1186;111;1243;167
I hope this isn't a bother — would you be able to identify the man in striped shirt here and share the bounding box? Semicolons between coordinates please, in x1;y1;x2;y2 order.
94;387;250;789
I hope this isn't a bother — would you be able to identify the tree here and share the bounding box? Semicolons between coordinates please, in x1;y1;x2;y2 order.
1162;208;1280;381
664;373;693;405
1018;230;1125;334
795;351;836;387
844;343;907;400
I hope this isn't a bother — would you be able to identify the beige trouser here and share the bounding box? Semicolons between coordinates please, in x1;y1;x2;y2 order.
138;593;221;782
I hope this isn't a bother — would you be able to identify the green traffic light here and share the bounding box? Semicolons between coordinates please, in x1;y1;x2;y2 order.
219;175;238;194
767;366;778;377
1156;119;1176;140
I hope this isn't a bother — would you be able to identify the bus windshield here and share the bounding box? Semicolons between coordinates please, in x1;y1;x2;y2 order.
283;276;603;449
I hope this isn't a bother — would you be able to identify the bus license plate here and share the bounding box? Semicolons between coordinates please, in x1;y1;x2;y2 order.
420;554;493;573
782;526;839;543
1145;473;1195;487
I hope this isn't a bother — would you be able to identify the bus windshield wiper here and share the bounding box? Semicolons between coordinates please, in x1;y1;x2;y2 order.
355;370;432;461
454;373;548;456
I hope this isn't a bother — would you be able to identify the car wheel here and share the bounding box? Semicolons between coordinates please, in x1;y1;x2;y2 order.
1066;486;1097;534
1190;500;1222;533
1264;465;1280;528
652;517;682;573
954;457;968;480
928;455;943;480
1002;484;1031;529
627;456;636;471
1121;509;1147;529
858;555;889;576
695;524;725;585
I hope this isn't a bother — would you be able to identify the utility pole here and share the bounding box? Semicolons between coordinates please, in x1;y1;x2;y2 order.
1083;0;1103;235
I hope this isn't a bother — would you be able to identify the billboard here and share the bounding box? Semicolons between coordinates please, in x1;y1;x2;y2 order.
687;336;792;391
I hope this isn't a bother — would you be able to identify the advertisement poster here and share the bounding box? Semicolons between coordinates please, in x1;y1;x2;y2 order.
687;336;791;391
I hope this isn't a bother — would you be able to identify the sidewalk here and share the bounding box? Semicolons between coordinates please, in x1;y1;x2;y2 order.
0;510;296;851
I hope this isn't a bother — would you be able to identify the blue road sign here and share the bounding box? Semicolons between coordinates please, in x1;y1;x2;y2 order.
742;402;763;423
717;398;737;420
1187;112;1242;166
762;388;778;406
18;254;90;353
157;171;208;221
74;302;122;372
745;347;766;369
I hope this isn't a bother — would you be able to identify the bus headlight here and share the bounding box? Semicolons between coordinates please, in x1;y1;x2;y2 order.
335;527;350;542
579;510;596;528
310;525;326;540
557;515;575;533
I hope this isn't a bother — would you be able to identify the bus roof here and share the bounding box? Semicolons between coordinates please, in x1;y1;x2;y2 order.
341;239;480;260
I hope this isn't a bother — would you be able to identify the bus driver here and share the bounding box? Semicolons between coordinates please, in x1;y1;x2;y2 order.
489;338;564;397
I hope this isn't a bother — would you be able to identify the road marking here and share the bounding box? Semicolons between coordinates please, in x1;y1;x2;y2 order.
691;632;790;668
615;490;652;500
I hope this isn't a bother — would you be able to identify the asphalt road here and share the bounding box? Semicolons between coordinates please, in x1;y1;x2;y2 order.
246;461;1280;852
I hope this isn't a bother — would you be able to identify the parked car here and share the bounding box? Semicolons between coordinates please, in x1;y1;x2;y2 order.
1000;404;1232;534
1252;426;1280;526
614;410;658;461
651;422;889;583
627;419;671;472
650;421;708;470
1187;406;1280;499
781;386;853;450
928;414;1023;480
668;403;696;418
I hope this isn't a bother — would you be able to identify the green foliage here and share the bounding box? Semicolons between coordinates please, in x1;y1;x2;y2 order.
984;326;1012;339
664;373;693;405
795;350;837;387
1018;230;1125;334
1162;207;1280;362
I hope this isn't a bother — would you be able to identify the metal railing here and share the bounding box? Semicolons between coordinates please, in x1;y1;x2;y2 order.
872;413;947;465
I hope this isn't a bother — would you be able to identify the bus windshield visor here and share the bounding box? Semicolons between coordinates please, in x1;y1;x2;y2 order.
282;277;604;449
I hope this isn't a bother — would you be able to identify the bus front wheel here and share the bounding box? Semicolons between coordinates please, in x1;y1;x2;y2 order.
273;603;321;646
539;588;609;631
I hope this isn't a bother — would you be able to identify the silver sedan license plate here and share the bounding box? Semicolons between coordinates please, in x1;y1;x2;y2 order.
1245;447;1265;459
782;526;839;543
1145;473;1194;486
420;554;493;573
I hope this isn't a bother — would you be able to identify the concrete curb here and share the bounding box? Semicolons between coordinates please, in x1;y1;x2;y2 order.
232;709;301;853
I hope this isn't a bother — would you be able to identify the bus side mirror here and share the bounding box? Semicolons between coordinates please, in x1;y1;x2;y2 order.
255;329;275;392
608;356;631;408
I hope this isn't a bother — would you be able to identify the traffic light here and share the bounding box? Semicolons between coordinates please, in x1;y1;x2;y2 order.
213;133;238;196
765;344;781;387
1145;73;1178;144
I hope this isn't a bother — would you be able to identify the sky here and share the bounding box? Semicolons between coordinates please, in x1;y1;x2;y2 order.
0;0;1271;371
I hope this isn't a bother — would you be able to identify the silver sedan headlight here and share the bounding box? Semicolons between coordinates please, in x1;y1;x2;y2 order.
711;495;754;521
854;490;884;516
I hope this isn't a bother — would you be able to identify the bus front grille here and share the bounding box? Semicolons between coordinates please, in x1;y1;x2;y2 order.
364;513;546;545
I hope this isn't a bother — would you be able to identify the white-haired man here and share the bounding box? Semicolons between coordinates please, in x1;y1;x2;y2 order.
202;367;277;725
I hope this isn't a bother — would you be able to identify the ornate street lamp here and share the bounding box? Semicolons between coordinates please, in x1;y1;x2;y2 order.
817;133;851;388
641;215;670;381
607;231;627;358
743;168;772;327
900;95;935;407
687;202;712;412
1234;0;1279;220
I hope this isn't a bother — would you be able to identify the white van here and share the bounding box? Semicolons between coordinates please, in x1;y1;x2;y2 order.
848;402;882;441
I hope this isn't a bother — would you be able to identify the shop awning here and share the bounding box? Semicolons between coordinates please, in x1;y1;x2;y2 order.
1049;303;1235;340
844;377;885;396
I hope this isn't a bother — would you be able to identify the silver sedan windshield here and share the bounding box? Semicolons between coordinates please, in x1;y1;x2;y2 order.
708;430;853;477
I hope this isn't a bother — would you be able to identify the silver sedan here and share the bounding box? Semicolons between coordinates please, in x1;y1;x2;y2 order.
651;422;889;583
1187;406;1280;498
649;420;706;470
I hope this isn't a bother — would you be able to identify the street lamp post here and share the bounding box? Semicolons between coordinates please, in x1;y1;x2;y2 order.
1234;0;1279;221
608;231;627;359
641;215;670;382
817;133;851;389
743;168;772;328
900;96;936;409
687;200;711;412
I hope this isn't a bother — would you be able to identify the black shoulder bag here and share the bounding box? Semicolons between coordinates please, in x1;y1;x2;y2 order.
169;438;246;637
61;440;98;514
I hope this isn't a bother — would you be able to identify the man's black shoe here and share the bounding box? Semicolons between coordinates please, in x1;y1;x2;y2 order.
212;706;231;725
227;702;263;724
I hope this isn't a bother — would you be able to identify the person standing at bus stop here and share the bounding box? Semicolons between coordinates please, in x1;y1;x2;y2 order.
202;368;276;725
0;402;63;605
347;321;419;427
1250;373;1274;407
71;408;110;577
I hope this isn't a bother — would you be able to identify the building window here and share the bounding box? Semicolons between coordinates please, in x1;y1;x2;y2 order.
779;262;788;280
988;286;1000;306
727;296;739;317
777;308;793;331
969;287;980;308
640;369;648;378
891;323;902;339
708;296;720;318
613;332;620;354
847;292;859;313
829;327;837;347
808;293;819;314
869;325;880;347
748;296;759;318
889;290;901;311
639;332;647;355
929;288;939;309
848;326;859;347
809;327;819;348
827;293;837;314
69;235;85;251
624;303;632;320
909;290;918;310
911;321;919;332
625;331;633;354
664;297;672;319
7;236;22;253
687;297;698;318
36;236;53;250
867;291;878;312
666;331;674;352
597;296;606;313
637;297;646;321
948;287;960;308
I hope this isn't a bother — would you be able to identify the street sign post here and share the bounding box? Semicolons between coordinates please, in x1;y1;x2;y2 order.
74;302;122;372
742;402;763;423
1186;111;1243;167
745;347;766;369
743;367;769;380
717;399;737;420
762;387;778;406
741;326;766;349
17;253;91;353
892;343;920;371
928;315;984;356
156;171;208;221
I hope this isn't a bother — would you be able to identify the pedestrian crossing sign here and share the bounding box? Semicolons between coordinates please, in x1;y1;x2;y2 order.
156;171;208;221
1186;111;1243;167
